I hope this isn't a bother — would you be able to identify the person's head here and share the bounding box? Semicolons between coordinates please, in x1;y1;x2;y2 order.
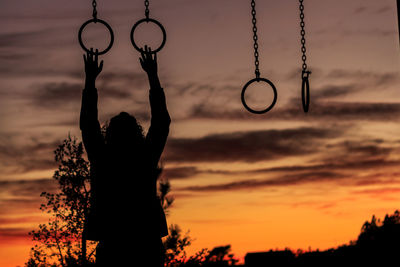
105;112;145;149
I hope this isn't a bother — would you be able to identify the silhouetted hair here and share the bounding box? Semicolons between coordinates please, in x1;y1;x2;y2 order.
105;112;145;147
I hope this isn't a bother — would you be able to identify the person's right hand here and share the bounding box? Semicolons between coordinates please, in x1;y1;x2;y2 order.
84;48;103;84
139;45;158;77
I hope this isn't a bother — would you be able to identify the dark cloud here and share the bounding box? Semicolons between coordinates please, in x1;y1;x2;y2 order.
167;137;400;191
0;227;31;240
180;171;344;192
352;5;392;15
0;30;50;48
0;216;43;225
164;127;343;163
187;101;400;122
284;69;398;98
312;84;360;99
28;118;79;128
179;165;400;193
0;179;58;217
0;178;58;198
175;70;400;120
161;166;201;180
353;187;400;195
30;81;132;109
375;6;392;14
324;139;392;158
0;51;33;61
0;138;60;174
161;166;238;180
327;70;399;88
281;101;400;121
314;20;397;39
353;6;367;14
248;158;400;178
168;158;400;191
340;28;396;38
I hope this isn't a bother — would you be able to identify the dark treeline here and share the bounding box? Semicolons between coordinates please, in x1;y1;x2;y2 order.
245;210;400;267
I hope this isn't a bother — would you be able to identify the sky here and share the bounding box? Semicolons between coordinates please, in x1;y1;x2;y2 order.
0;0;399;266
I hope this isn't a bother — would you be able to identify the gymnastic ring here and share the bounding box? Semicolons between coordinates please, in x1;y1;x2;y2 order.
78;18;114;55
241;77;278;114
130;18;167;53
302;76;310;112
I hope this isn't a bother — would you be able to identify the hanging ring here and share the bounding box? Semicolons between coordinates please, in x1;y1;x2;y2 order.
78;18;114;55
302;71;311;113
130;18;167;54
241;77;278;114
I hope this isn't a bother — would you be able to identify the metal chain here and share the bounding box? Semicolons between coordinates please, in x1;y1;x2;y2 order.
145;0;150;19
92;0;97;20
300;0;311;113
251;0;260;79
299;0;307;71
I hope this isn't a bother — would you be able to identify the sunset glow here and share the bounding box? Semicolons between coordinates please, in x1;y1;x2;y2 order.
0;0;399;266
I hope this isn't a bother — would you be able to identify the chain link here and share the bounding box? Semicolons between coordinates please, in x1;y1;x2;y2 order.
299;0;308;71
145;0;150;19
92;0;97;19
251;0;260;79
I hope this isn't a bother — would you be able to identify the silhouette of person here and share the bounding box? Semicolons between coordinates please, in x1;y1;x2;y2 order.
80;47;170;266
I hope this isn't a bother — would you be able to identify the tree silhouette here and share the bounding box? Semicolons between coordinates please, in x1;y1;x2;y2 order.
357;209;400;260
205;245;233;263
26;135;95;267
159;177;174;215
164;224;193;266
173;245;238;267
245;210;400;267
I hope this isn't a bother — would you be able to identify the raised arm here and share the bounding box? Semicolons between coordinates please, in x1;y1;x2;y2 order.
80;49;105;162
140;46;171;169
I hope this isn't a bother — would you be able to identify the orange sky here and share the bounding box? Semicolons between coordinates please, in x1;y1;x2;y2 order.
0;0;400;266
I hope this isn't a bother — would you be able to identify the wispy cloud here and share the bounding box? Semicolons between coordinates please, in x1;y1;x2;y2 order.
0;138;59;174
30;81;132;109
187;100;400;122
0;179;57;198
180;171;344;192
169;137;400;192
164;127;343;163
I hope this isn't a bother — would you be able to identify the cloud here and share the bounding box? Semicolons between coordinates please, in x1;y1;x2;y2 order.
0;179;58;219
168;137;400;191
326;70;399;90
0;216;44;225
161;166;239;180
180;171;344;192
157;68;398;121
29;81;133;109
0;227;31;241
0;136;60;174
353;187;400;196
353;5;393;15
311;84;360;99
375;6;392;14
164;127;343;163
353;6;367;15
0;178;58;198
178;166;400;193
186;101;400;122
0;30;50;48
182;69;400;122
161;166;201;180
281;101;400;121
